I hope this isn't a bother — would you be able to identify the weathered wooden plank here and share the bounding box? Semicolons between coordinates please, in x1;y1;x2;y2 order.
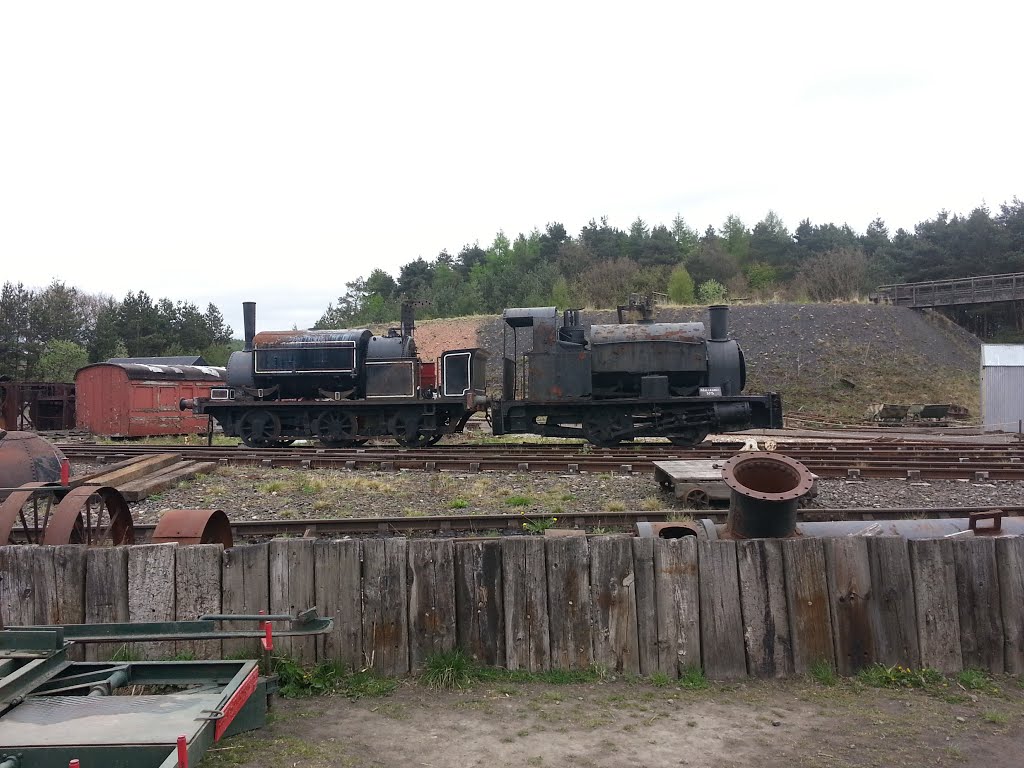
866;537;920;668
589;536;639;675
502;537;549;671
361;538;409;676
737;539;792;677
313;539;362;669
128;543;177;659
653;537;700;676
175;544;222;659
698;540;745;680
269;538;317;664
0;546;38;627
996;537;1024;674
221;543;269;658
631;538;658;676
824;537;876;675
952;537;1003;674
908;539;962;674
546;536;593;670
454;540;504;667
48;546;88;660
84;546;129;661
408;539;457;669
782;538;835;674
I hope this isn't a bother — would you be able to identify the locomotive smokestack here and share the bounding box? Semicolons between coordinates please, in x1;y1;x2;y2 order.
243;302;256;352
709;305;729;340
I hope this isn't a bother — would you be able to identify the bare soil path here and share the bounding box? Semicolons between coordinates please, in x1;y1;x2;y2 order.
203;677;1024;768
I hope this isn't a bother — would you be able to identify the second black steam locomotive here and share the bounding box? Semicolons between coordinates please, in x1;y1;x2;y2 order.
183;300;782;448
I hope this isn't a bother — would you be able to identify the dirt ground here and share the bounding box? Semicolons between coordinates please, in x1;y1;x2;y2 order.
203;677;1024;768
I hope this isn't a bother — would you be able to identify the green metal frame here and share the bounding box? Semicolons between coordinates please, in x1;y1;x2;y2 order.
0;609;331;768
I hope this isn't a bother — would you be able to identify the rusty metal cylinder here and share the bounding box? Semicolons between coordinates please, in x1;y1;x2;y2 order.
709;305;729;340
243;301;257;351
0;431;67;501
722;452;815;538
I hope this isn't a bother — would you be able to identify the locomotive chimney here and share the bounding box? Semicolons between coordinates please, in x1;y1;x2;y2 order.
709;305;729;340
243;302;256;352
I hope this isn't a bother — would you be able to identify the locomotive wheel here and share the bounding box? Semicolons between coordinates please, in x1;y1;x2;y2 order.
582;411;631;448
683;487;711;510
317;411;358;448
0;482;56;544
390;414;432;449
239;410;282;448
667;429;709;447
41;485;134;545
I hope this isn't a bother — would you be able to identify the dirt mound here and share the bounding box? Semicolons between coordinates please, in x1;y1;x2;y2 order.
418;303;981;423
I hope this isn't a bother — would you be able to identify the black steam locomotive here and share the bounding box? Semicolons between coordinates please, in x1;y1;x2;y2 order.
183;299;781;448
184;302;488;448
490;300;780;446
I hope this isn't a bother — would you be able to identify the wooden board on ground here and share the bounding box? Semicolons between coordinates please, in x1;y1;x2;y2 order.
698;540;746;679
908;539;962;674
866;537;920;668
175;544;222;659
653;537;700;676
737;539;792;677
75;453;182;489
502;537;549;672
118;461;218;501
589;535;640;676
314;539;363;669
408;539;457;669
455;540;504;667
362;538;409;676
782;538;835;674
546;536;594;670
952;537;1003;674
221;543;269;658
269;538;317;664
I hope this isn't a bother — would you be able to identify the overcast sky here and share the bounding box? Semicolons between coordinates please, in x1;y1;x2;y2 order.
2;1;1021;335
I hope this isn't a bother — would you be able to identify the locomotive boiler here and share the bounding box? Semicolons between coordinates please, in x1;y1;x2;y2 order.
490;302;782;446
183;302;488;448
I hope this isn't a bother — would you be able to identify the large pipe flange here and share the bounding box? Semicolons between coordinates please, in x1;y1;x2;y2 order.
722;452;814;539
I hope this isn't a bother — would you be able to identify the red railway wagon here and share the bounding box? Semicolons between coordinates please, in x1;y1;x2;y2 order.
75;362;226;437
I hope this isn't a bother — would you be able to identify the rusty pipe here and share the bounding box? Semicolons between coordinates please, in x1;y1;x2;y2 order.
721;452;815;539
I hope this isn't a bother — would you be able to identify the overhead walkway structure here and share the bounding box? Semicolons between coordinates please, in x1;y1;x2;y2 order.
873;272;1024;308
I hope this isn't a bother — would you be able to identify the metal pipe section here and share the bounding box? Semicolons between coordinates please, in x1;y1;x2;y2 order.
243;301;257;352
637;515;1024;540
721;452;815;539
708;305;729;340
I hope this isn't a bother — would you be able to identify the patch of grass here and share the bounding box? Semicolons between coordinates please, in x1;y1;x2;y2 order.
809;659;837;687
421;649;477;690
678;666;708;690
605;501;626;512
506;495;532;507
259;480;287;493
648;671;672;688
273;656;396;699
312;499;332;512
449;498;469;509
957;668;990;691
522;516;558;534
983;710;1009;725
639;496;663;511
857;663;945;689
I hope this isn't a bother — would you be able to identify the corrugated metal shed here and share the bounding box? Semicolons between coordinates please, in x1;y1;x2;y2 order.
981;344;1024;433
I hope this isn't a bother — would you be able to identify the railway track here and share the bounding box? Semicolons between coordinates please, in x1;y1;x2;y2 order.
11;505;1024;543
59;441;1024;480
